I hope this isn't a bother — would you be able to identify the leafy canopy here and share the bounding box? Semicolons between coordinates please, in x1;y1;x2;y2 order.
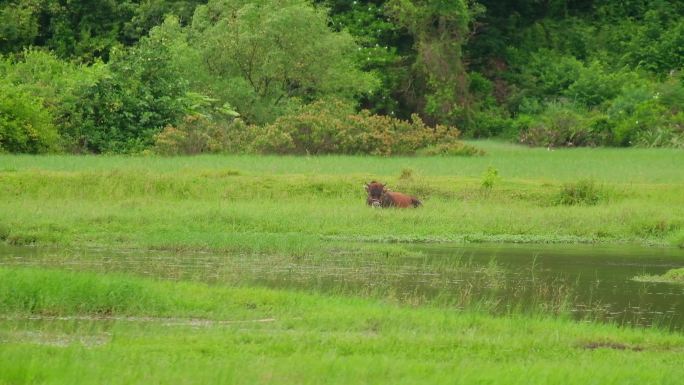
183;0;378;123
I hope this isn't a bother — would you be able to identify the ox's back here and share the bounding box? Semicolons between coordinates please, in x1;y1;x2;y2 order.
383;191;422;208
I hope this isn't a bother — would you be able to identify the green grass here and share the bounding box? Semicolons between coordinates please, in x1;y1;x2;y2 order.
1;267;684;385
1;138;683;385
1;141;683;252
634;268;684;284
2;141;684;182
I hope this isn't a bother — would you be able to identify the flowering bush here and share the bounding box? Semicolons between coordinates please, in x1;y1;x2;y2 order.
257;99;465;155
154;115;250;155
155;99;481;156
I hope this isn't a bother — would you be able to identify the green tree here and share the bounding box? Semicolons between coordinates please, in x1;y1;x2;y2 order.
30;0;135;61
0;49;107;150
0;80;59;153
318;0;413;117
123;0;207;44
0;1;40;54
185;0;378;124
386;0;481;127
75;26;193;153
0;0;207;61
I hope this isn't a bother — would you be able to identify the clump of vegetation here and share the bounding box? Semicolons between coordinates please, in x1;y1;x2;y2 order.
632;219;680;238
517;103;611;148
0;224;9;241
0;81;58;153
664;268;684;282
73;28;195;154
673;230;684;249
556;179;602;206
417;142;486;156
633;268;684;284
252;99;465;155
0;267;179;316
155;98;473;155
154;114;247;155
399;168;414;180
481;166;500;192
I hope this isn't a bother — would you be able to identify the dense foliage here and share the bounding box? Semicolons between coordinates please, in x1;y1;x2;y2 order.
154;99;471;155
1;0;682;153
0;80;58;153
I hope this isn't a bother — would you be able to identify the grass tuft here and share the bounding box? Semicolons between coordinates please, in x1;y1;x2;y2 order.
556;179;603;206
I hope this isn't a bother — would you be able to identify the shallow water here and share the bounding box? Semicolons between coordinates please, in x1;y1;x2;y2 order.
409;243;684;329
1;243;683;330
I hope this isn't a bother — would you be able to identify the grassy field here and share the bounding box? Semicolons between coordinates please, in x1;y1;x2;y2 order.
1;267;684;385
2;143;684;384
1;141;683;252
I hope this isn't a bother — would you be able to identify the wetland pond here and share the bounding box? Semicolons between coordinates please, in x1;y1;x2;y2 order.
1;243;683;330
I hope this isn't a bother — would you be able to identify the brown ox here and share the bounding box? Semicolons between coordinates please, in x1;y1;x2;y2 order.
364;181;422;208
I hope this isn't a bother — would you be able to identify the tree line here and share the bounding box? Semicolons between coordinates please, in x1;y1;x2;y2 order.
1;0;682;153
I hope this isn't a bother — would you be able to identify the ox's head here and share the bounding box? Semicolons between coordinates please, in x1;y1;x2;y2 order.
364;181;387;208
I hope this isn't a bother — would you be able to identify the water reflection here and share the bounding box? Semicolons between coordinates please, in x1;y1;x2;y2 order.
1;243;683;330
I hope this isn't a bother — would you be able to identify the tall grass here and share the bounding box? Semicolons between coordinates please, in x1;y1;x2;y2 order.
1;267;684;385
0;176;682;251
0;267;297;319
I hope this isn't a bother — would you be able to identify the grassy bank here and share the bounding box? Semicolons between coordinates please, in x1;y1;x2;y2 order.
1;267;683;385
1;142;683;253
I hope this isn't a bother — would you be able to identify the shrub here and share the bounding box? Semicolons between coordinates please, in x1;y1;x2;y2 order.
75;26;194;153
255;99;352;154
417;142;485;156
514;51;584;99
518;102;614;147
0;49;107;151
242;124;296;155
481;166;500;192
0;44;189;154
564;61;627;107
0;81;58;153
556;179;602;206
467;107;513;138
256;99;465;155
518;103;587;147
342;111;460;155
607;77;684;147
154;115;239;155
